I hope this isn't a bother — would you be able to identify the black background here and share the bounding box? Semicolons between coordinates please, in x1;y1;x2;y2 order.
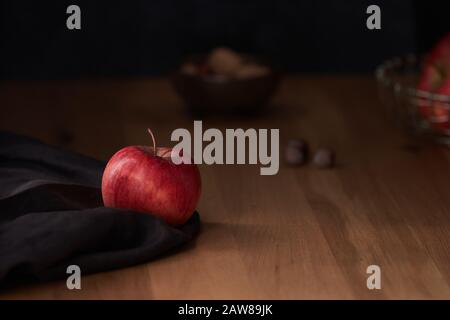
0;0;449;79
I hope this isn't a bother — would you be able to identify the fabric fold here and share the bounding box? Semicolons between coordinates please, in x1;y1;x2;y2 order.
0;132;200;287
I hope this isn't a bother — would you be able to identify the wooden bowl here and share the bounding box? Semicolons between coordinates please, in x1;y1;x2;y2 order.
171;55;281;117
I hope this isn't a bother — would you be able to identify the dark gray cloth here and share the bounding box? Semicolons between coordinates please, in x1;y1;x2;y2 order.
0;132;200;287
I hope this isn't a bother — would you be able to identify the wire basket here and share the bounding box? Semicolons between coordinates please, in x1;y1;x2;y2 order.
376;54;450;147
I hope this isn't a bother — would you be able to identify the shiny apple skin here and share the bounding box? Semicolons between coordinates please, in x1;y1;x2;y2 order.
418;33;450;134
102;146;201;226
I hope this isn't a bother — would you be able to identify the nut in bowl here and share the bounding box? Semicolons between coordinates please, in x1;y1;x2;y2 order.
376;33;450;147
171;47;281;116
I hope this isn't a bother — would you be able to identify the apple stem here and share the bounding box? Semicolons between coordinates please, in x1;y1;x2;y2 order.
147;128;157;155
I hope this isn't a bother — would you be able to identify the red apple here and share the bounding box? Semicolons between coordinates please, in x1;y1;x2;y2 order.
102;129;201;226
429;77;450;134
418;32;450;134
424;33;450;71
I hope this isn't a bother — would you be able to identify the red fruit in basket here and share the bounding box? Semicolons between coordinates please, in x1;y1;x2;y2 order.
418;32;450;133
418;65;443;92
102;129;202;226
430;77;450;133
424;33;450;71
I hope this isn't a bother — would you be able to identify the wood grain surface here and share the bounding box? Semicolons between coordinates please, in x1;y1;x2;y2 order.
0;76;449;299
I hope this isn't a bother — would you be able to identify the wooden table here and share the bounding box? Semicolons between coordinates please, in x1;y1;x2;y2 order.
1;76;450;299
